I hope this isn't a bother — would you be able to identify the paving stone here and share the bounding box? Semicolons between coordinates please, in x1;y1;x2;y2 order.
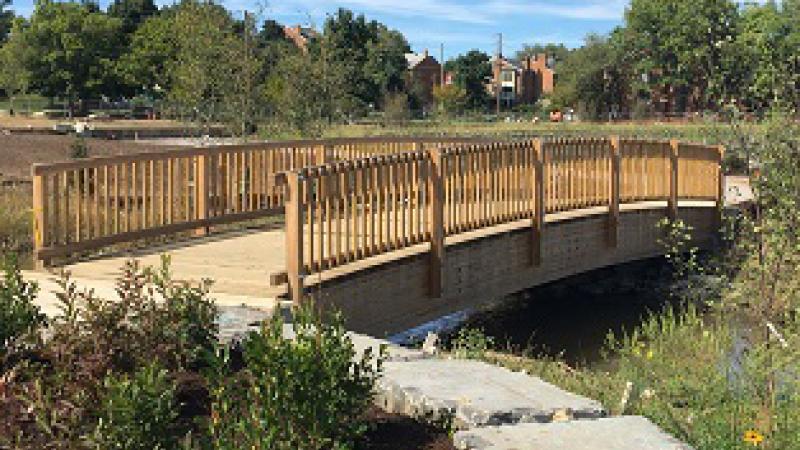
453;416;693;450
375;359;605;428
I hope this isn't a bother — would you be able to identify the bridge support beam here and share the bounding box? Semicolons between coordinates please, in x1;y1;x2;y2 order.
429;148;445;298
531;140;544;266
32;170;49;269
286;172;305;304
608;137;620;247
194;153;210;236
716;145;726;230
668;140;679;221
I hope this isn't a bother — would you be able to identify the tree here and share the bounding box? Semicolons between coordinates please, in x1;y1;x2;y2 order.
445;50;491;110
0;17;31;107
551;33;628;120
0;0;13;43
625;0;739;112
115;12;175;98
166;0;238;129
108;0;157;35
14;0;123;112
515;43;569;65
433;84;467;117
364;26;410;97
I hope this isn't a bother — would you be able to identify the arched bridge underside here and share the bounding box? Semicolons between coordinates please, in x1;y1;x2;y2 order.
32;136;723;335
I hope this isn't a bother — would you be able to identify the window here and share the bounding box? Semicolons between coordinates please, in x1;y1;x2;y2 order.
502;71;514;82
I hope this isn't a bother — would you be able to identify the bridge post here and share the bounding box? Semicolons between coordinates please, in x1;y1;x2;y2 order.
32;168;49;269
608;136;621;247
716;145;726;229
194;153;210;236
318;142;335;165
668;139;679;221
531;139;544;266
286;171;305;304
429;148;445;298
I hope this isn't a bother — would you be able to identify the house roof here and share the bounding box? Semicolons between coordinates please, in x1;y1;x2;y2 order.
405;53;426;69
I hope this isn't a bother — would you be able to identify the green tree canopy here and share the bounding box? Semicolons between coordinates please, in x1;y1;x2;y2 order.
365;26;410;98
551;33;629;120
0;0;13;43
515;43;569;65
13;0;123;107
624;0;739;112
445;50;491;110
0;17;31;100
108;0;157;35
115;11;175;97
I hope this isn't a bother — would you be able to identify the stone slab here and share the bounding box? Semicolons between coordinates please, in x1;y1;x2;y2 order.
454;416;693;450
376;359;605;428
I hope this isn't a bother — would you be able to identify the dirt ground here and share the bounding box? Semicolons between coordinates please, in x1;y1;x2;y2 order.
0;116;187;130
362;407;457;450
0;134;181;180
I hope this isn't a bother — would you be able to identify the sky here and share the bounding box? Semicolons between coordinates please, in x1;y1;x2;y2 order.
6;0;771;59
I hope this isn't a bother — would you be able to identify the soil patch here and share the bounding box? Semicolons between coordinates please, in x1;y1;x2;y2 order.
0;134;181;180
362;407;457;450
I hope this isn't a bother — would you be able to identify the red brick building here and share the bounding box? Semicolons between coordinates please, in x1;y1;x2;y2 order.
488;53;556;107
405;49;443;104
283;25;317;53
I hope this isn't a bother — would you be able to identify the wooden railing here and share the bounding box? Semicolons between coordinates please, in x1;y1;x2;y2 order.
282;137;724;301
31;137;488;265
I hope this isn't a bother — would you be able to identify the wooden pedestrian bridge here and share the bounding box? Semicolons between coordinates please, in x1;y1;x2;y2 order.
30;135;724;335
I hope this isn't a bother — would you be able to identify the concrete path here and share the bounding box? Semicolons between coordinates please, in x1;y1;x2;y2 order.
453;417;692;450
356;335;692;450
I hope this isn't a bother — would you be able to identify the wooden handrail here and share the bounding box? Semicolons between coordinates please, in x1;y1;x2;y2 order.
282;137;723;302
31;136;493;265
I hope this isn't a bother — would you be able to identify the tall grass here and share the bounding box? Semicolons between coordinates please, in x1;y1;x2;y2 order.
0;185;32;257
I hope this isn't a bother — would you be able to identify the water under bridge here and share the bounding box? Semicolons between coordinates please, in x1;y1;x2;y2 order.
28;135;727;336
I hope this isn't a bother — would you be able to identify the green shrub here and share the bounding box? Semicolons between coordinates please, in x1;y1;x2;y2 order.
6;257;218;449
0;186;33;255
450;327;494;360
0;253;43;363
206;304;384;450
69;137;89;159
91;364;184;450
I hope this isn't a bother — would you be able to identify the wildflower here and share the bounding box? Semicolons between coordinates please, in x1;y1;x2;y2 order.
743;430;764;446
211;409;220;425
646;349;654;359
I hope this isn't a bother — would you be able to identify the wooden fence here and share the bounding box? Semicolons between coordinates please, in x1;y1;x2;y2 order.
31;137;488;265
282;137;723;301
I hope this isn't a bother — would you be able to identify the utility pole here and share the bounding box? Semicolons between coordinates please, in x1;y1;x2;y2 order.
440;43;445;87
496;33;502;117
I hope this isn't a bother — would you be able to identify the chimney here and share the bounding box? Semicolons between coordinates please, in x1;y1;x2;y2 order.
423;48;429;58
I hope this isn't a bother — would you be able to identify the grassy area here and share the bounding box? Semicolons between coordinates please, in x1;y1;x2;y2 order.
323;119;756;143
0;185;32;258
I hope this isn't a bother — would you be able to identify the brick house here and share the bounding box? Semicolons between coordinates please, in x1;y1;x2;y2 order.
488;53;556;107
405;49;442;104
283;25;317;53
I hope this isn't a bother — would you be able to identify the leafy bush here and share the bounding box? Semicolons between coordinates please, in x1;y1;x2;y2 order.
4;256;218;449
450;327;494;360
69;137;89;159
0;186;33;255
0;253;43;363
207;304;384;450
91;364;184;450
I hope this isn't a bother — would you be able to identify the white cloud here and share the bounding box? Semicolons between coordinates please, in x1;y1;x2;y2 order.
267;0;494;24
266;0;630;26
484;0;629;21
